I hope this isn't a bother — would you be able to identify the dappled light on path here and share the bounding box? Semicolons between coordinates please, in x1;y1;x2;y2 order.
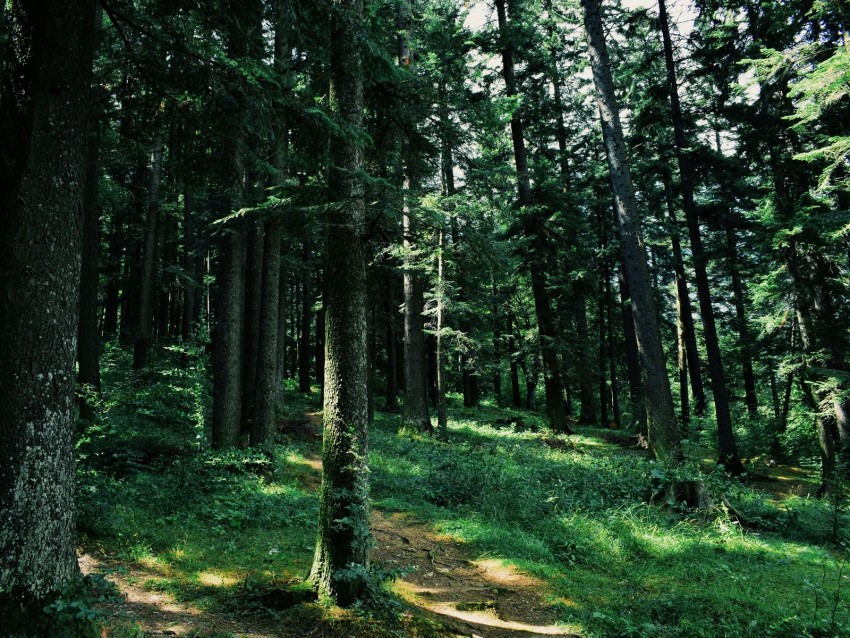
371;511;583;637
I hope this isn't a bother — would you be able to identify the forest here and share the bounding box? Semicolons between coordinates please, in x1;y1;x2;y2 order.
2;0;850;635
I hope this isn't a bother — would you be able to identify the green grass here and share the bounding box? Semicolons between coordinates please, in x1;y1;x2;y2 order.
77;350;850;637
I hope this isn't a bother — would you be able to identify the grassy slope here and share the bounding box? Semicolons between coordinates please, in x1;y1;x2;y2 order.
78;348;850;638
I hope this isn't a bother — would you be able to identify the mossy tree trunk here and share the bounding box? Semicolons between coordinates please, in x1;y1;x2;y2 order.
309;0;370;607
0;0;96;608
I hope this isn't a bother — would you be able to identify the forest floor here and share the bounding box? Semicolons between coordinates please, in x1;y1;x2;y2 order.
75;351;850;638
81;411;579;638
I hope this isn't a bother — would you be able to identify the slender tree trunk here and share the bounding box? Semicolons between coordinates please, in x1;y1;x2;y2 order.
496;0;570;434
725;221;758;417
508;313;522;408
396;0;431;432
598;269;609;426
617;263;644;431
663;178;705;416
309;0;370;605
133;126;165;370
276;262;287;410
0;0;96;607
605;271;623;427
657;0;740;472
102;207;123;337
437;227;449;439
582;0;681;462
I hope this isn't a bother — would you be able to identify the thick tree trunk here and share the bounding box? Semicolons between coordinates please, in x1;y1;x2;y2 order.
582;0;681;462
657;0;740;472
251;222;281;449
309;0;370;606
212;229;245;449
617;264;644;431
0;0;96;607
133;127;165;370
496;0;570;434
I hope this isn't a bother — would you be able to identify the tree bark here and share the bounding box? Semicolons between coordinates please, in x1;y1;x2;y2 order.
212;228;245;449
582;0;681;462
133;125;165;370
251;222;281;449
309;0;370;606
0;0;96;607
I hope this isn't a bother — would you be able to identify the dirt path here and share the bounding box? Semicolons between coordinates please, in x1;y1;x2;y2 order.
79;554;279;638
371;509;580;638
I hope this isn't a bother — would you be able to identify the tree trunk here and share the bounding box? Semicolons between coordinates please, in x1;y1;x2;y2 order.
657;0;740;472
508;312;523;408
212;229;245;449
251;222;281;449
582;0;681;462
309;0;370;606
0;0;96;608
663;178;705;416
402;194;432;431
496;0;570;434
725;221;758;418
437;227;449;438
133;126;165;370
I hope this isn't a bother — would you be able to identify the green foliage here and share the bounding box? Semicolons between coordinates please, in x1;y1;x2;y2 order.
0;573;122;638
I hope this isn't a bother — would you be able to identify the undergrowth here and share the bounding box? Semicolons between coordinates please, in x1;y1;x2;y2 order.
73;348;850;637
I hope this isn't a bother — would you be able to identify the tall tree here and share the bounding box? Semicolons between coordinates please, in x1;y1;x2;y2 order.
309;0;370;606
657;0;742;473
495;0;571;434
0;0;97;610
581;0;681;462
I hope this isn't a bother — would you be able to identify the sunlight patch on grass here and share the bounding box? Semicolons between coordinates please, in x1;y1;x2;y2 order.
196;570;238;588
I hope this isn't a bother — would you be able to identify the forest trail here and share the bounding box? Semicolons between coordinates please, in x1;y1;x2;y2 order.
78;553;278;637
370;509;580;637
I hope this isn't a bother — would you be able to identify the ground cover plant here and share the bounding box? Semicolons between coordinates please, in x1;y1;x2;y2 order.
73;352;850;638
